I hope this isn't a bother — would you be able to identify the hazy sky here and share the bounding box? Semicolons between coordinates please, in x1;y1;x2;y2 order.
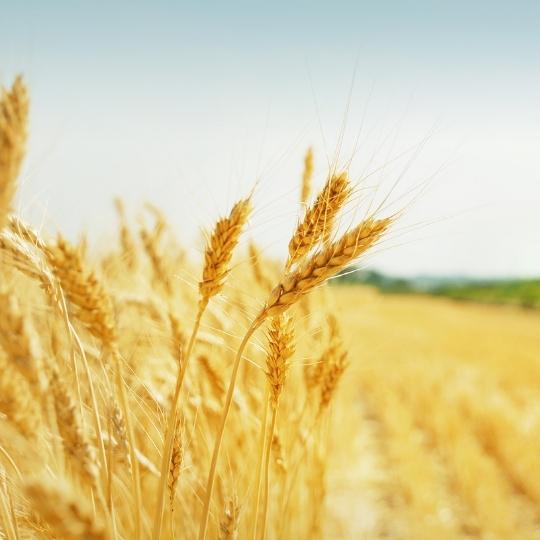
1;1;539;277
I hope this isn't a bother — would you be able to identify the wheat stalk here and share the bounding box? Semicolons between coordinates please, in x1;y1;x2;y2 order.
199;216;391;539
153;195;251;540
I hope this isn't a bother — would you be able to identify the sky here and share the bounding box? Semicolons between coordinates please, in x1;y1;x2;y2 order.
1;1;539;277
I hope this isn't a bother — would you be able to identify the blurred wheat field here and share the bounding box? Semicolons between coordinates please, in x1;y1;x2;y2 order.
1;76;540;540
324;289;540;539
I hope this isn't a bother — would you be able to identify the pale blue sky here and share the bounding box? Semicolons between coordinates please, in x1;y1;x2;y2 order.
1;1;539;276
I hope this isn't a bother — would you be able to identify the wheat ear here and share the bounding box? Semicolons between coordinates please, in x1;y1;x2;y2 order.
47;235;140;538
0;76;28;229
0;352;40;438
199;196;252;310
300;146;314;206
49;368;99;486
140;226;172;295
0;289;42;391
248;241;273;291
25;478;107;540
271;217;391;316
219;496;240;540
260;315;295;540
46;235;117;344
153;196;251;540
287;171;352;269
114;197;138;270
168;418;184;515
319;349;349;414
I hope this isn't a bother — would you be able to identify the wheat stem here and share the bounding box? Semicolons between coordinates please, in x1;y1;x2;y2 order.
112;348;142;540
199;314;265;540
261;407;278;540
153;303;205;540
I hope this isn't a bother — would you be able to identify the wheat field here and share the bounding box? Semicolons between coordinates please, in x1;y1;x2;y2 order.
1;77;539;540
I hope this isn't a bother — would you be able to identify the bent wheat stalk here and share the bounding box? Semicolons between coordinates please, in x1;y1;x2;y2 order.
199;215;392;539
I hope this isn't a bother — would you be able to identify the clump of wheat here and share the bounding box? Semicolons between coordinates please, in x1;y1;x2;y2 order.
0;76;401;540
287;171;352;269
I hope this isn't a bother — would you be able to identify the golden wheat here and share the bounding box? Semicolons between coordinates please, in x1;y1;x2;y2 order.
7;75;536;540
